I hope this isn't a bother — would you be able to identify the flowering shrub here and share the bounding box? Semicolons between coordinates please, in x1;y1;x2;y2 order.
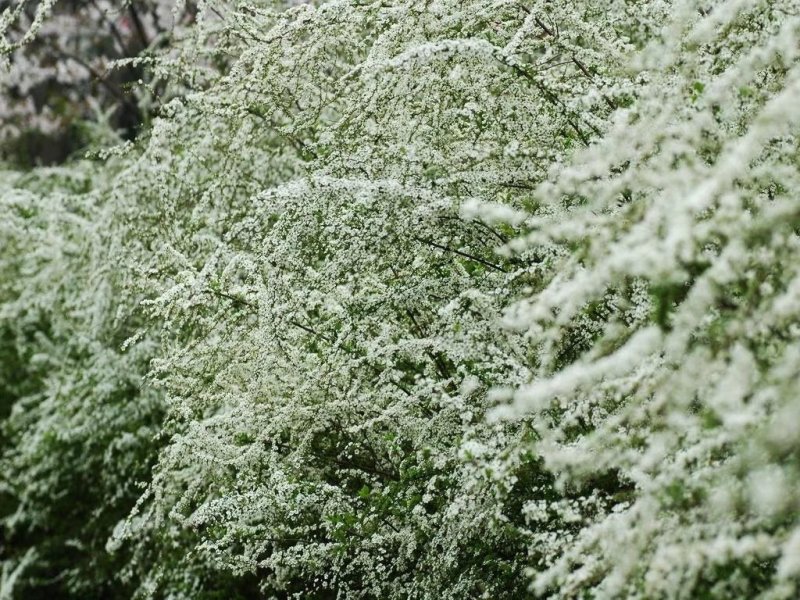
2;0;799;598
492;2;800;596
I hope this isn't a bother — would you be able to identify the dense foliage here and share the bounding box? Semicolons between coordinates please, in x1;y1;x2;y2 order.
2;0;800;598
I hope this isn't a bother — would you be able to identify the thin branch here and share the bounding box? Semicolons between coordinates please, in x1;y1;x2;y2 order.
51;48;140;117
202;287;334;343
412;236;508;272
128;4;150;50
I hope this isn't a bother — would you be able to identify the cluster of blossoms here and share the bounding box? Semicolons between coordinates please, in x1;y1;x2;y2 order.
2;0;799;598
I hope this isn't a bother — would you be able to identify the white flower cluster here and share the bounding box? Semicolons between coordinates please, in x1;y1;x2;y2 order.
1;0;799;598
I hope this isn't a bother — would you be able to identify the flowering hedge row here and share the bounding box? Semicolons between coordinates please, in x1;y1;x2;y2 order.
2;1;800;598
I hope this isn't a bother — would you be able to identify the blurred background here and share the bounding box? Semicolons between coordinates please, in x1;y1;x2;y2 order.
0;0;195;167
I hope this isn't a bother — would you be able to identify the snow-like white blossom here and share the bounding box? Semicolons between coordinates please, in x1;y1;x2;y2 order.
2;0;799;598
